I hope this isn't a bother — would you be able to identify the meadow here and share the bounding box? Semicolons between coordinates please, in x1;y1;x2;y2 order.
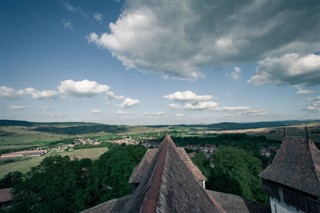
0;147;108;178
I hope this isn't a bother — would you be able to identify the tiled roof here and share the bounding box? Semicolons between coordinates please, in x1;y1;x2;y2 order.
129;147;206;184
0;188;12;203
129;149;158;184
83;135;269;213
206;191;269;213
260;136;320;197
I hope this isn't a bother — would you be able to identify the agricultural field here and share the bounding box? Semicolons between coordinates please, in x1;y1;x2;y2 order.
1;119;319;179
0;147;108;178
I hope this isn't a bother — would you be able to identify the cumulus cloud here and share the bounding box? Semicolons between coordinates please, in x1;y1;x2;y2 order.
88;0;319;80
22;88;59;99
120;98;140;108
230;67;241;80
294;85;315;95
164;91;213;102
0;86;23;98
0;86;58;100
248;54;320;86
106;91;124;100
91;109;102;114
94;13;102;21
58;79;109;97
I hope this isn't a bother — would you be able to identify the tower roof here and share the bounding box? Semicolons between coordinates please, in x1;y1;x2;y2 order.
260;136;320;197
83;135;269;213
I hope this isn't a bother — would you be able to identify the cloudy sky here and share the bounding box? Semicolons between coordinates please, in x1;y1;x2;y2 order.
1;0;319;125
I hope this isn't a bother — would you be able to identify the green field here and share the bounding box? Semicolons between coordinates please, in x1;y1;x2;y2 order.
0;147;108;178
0;126;70;153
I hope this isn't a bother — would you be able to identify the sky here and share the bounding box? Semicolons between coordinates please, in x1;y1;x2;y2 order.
0;0;319;125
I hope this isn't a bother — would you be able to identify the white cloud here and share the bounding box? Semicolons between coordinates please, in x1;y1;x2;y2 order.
120;98;140;108
169;101;218;110
221;106;250;112
22;88;59;99
0;86;23;98
143;111;165;116
62;19;73;30
241;109;267;115
168;103;181;109
116;110;129;115
153;111;165;116
94;13;102;21
0;86;58;100
294;85;315;95
91;109;102;114
164;91;213;102
106;91;124;100
304;96;320;112
58;79;109;97
9;105;29;110
176;113;185;117
248;54;320;86
230;67;241;80
88;1;318;80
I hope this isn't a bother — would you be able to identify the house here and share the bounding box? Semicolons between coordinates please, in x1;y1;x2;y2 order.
260;136;320;213
82;135;268;213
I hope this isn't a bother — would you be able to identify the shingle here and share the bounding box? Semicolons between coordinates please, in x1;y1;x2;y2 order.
84;135;269;213
259;136;320;197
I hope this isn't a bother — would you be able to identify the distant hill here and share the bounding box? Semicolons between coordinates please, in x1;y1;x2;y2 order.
33;125;127;135
0;120;34;127
202;120;318;130
0;120;127;135
1;119;318;134
171;120;319;130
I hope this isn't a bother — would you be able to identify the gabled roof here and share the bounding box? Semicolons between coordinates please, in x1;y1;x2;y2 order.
120;135;220;212
206;191;269;213
83;135;269;213
129;146;206;184
260;136;320;197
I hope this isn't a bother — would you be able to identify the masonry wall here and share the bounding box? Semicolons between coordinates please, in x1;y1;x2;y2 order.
270;197;305;213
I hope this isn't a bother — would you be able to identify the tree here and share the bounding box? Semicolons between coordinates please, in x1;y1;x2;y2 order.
0;171;22;189
10;156;88;213
191;152;210;178
207;146;267;203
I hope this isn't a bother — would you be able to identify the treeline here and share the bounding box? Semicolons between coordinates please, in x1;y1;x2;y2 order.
172;134;281;153
192;147;268;203
1;144;146;213
33;125;127;135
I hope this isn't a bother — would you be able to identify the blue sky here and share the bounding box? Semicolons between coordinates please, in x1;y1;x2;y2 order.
1;0;319;125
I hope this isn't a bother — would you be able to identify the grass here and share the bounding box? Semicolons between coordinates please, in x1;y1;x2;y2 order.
0;147;108;179
0;126;69;152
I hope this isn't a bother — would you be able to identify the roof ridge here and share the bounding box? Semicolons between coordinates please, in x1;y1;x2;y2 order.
140;136;168;213
308;138;320;186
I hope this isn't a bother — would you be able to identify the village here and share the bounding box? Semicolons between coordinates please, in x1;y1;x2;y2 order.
1;135;278;160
